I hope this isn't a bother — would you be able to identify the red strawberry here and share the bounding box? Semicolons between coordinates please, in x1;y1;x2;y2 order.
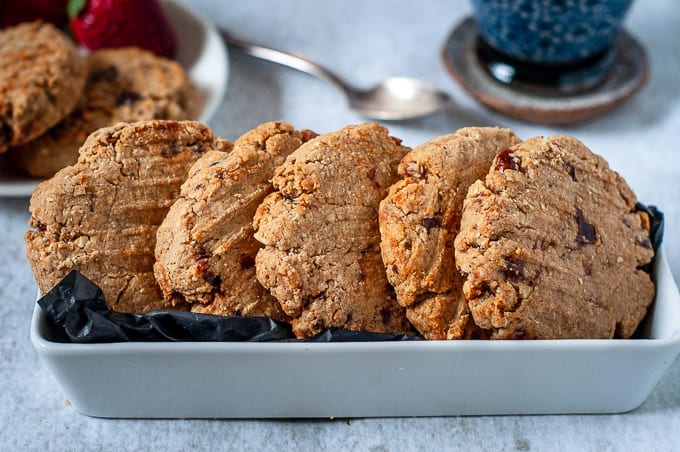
68;0;177;58
0;0;69;28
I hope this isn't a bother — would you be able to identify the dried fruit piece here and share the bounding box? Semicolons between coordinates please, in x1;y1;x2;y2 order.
495;148;520;173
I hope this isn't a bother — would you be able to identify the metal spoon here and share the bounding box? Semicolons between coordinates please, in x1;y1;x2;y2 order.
221;30;453;120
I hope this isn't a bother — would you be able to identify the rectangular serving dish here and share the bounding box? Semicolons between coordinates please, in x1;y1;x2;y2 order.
30;246;680;418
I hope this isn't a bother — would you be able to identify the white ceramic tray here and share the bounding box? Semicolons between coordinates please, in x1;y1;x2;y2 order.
30;246;680;418
0;0;228;198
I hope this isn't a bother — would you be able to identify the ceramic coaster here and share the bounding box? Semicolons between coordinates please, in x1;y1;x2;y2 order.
441;17;649;125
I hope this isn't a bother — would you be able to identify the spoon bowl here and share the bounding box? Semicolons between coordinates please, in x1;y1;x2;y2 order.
347;77;453;120
222;30;453;120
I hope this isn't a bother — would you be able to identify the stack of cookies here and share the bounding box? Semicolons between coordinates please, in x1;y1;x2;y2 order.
380;129;654;340
24;119;656;340
0;21;199;178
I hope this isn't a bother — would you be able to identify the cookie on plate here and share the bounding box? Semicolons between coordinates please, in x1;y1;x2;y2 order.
25;120;232;313
0;21;87;153
454;136;655;339
253;123;412;338
11;47;200;178
154;121;315;321
379;127;520;339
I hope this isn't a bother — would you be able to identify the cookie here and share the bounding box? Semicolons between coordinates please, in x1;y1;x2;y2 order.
454;136;655;339
253;123;412;338
0;22;87;153
379;128;521;339
154;121;315;321
25;120;232;313
11;47;200;178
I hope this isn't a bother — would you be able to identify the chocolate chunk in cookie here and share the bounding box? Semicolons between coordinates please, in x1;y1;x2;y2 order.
379;127;520;339
454;136;655;339
25;120;232;313
154;121;315;321
11;47;199;178
0;22;87;152
253;123;411;338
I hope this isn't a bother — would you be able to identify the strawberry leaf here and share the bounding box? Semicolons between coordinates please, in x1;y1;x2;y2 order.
67;0;87;19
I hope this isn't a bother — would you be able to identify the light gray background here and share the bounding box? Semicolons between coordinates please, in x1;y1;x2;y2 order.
2;0;679;450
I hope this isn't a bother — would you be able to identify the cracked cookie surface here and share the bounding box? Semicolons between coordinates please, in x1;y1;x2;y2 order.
25;120;231;313
379;128;520;339
154;121;315;321
11;47;199;178
253;123;411;338
0;22;87;153
454;136;655;339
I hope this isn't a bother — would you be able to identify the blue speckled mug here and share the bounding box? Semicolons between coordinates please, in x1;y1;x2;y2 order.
471;0;634;90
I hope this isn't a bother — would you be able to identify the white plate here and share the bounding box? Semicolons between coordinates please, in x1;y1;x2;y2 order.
0;0;228;198
30;246;680;418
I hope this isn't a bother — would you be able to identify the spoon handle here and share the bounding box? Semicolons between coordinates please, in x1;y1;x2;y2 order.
220;29;352;95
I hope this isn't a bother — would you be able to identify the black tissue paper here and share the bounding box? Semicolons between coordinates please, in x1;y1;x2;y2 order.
38;272;419;343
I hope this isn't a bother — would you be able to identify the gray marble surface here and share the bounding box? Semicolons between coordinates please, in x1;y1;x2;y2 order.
2;0;680;450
